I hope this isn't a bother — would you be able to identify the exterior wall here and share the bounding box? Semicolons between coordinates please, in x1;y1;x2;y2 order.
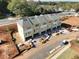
24;28;33;38
23;18;34;38
40;25;47;32
17;20;25;42
57;19;61;26
28;16;40;34
38;15;48;33
34;26;40;34
47;23;52;29
53;19;60;27
34;16;41;34
50;14;61;28
49;18;57;28
42;16;50;30
45;15;53;30
40;24;48;33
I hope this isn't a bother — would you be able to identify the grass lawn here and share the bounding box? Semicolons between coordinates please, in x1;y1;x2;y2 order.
57;48;78;59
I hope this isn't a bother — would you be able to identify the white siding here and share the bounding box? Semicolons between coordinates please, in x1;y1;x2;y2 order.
23;18;33;38
17;20;25;42
38;15;48;32
29;16;40;34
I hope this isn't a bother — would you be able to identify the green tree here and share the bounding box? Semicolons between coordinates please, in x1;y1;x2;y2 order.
27;1;38;15
7;0;33;17
0;0;9;18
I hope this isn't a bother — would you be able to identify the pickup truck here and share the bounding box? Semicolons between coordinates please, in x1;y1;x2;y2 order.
40;34;50;44
17;42;33;52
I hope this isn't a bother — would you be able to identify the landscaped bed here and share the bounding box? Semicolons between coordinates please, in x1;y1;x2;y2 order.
57;48;79;59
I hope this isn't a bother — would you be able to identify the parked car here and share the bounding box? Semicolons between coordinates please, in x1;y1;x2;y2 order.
48;32;51;35
59;29;69;34
40;34;50;44
62;40;69;45
42;34;50;40
39;37;46;44
44;34;50;40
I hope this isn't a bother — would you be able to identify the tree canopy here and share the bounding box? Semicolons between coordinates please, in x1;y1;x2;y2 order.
1;1;79;18
7;0;34;16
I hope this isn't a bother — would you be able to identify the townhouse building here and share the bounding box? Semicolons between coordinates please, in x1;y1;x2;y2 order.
0;14;62;42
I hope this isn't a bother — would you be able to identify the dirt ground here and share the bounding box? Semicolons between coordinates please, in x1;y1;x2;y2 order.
13;32;23;44
62;16;79;26
0;33;19;59
0;23;17;32
71;41;79;55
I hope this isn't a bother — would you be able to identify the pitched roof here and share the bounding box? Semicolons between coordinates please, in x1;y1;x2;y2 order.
44;15;52;22
22;18;32;30
38;15;47;23
28;16;40;25
50;14;60;20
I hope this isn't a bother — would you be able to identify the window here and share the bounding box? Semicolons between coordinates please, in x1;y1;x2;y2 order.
49;20;52;23
35;24;39;27
54;20;57;22
28;32;31;34
34;29;35;32
31;17;35;20
27;27;31;29
43;23;46;25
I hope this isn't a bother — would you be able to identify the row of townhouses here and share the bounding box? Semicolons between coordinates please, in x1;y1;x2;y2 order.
0;12;77;42
18;14;61;41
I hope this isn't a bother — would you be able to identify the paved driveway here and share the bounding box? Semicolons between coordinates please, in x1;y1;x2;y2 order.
28;40;62;59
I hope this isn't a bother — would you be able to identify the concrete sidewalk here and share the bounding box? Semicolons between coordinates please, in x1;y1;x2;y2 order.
51;43;71;59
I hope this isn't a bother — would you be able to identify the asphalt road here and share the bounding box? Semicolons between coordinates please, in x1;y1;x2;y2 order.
28;40;63;59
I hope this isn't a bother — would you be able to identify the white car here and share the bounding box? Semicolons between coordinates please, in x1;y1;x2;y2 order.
62;40;69;45
44;34;50;40
59;29;69;34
